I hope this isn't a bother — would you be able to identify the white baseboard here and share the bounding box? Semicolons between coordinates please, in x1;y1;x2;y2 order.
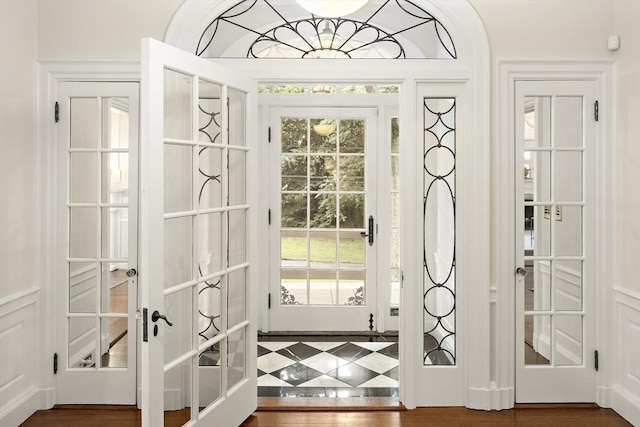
467;384;514;410
612;384;640;427
0;387;53;427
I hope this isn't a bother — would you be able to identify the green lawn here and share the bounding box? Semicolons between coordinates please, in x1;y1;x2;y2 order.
281;237;364;264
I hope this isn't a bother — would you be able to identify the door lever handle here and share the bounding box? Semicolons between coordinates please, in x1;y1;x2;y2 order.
151;310;173;327
360;215;375;246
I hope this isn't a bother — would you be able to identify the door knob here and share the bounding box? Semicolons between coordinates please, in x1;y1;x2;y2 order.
151;310;173;326
515;267;528;277
126;268;137;278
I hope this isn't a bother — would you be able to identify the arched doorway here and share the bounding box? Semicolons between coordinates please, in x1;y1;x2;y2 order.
160;0;491;411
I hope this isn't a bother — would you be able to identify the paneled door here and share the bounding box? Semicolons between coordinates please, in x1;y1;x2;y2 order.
56;81;139;404
140;38;256;426
269;107;378;331
515;80;597;402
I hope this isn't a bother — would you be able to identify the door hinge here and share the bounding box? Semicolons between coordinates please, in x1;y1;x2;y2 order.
594;100;599;122
268;127;271;143
268;209;272;225
594;350;599;371
53;353;58;374
54;102;59;123
268;293;271;309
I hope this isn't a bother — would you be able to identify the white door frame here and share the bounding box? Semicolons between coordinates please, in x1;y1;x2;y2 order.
259;94;401;334
496;61;614;408
36;60;142;407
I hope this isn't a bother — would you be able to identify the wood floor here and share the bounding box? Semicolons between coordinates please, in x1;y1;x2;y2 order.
20;404;632;427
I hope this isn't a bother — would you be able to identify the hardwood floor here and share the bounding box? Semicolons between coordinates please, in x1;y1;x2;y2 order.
20;405;632;427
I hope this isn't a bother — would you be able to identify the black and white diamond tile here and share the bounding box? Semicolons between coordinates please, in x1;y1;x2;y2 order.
257;340;398;393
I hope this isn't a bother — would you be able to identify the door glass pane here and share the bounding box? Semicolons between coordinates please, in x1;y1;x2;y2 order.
524;314;551;365
309;231;336;267
198;212;223;277
339;231;365;267
523;151;551;202
525;261;551;312
68;317;97;369
101;207;127;258
310;118;336;152
70;98;100;149
554;97;583;148
555;260;583;311
70;153;97;203
198;80;222;144
228;87;247;147
199;344;222;412
282;155;308;191
164;144;193;214
229;149;246;206
423;97;456;365
554;206;582;256
198;147;223;209
339;270;365;305
198;276;222;344
101;263;127;314
102;316;127;368
69;261;97;313
339;155;364;191
338;194;364;229
70;207;97;258
531;205;551;257
164;69;193;141
311;194;337;228
282;118;307;153
281;270;307;305
102;153;129;203
339;119;365;153
281;230;307;268
554;151;582;202
281;193;307;228
104;98;130;149
525;97;551;148
310;155;336;191
164;358;193;426
554;315;583;366
228;268;247;328
227;329;247;392
309;270;337;305
228;209;246;267
164;216;193;289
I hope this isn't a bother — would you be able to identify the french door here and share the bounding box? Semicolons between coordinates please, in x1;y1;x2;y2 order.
268;107;378;331
514;80;596;402
56;81;139;404
140;38;256;426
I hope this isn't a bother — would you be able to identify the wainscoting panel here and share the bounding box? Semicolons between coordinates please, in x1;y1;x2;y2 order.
612;287;640;426
0;288;41;427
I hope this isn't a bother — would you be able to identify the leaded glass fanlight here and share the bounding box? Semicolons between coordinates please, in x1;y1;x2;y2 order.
196;0;456;59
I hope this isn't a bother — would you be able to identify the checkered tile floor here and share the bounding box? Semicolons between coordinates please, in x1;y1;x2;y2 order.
257;340;399;397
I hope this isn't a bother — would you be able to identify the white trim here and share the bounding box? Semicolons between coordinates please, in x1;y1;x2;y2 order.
0;287;39;317
496;60;614;408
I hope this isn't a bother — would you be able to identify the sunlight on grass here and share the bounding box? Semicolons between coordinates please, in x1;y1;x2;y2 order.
281;237;364;264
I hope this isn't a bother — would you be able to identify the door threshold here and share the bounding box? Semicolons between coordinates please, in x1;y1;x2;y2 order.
257;397;404;411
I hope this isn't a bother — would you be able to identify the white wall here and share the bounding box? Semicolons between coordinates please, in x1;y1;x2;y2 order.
612;0;640;425
0;0;38;300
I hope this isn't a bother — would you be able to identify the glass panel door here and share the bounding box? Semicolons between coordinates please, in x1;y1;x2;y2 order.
56;81;139;404
141;38;256;427
270;108;378;331
515;80;596;402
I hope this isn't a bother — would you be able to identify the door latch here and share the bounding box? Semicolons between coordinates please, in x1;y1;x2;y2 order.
360;215;375;246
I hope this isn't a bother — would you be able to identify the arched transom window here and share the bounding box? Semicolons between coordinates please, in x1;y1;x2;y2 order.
196;0;457;59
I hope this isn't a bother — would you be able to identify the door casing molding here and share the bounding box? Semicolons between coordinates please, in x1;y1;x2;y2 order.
496;60;614;409
36;60;142;406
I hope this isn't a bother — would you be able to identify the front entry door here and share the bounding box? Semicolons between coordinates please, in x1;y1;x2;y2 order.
56;81;139;404
140;39;256;426
269;107;378;331
515;80;597;402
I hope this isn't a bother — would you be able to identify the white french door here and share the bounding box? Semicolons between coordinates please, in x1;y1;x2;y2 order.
140;38;256;426
514;80;596;402
56;81;139;404
268;107;378;331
